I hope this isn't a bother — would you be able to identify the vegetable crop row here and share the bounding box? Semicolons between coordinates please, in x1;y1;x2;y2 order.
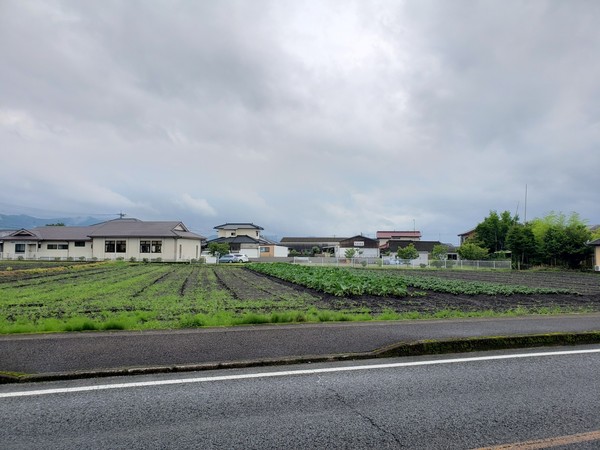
250;264;575;296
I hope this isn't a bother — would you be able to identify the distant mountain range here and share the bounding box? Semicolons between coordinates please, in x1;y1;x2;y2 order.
0;214;102;230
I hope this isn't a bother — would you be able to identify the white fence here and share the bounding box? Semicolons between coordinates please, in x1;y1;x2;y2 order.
291;256;511;270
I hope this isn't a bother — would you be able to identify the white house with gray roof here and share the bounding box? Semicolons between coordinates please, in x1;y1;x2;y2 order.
0;218;206;261
208;223;288;258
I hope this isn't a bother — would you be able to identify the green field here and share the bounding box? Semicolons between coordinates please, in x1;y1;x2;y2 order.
0;261;598;334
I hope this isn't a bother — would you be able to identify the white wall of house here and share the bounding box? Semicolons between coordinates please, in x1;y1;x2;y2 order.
91;237;202;261
217;228;261;239
1;241;37;259
239;244;259;258
273;245;289;257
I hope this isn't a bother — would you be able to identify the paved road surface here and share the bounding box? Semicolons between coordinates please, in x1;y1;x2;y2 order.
1;313;600;378
1;346;600;449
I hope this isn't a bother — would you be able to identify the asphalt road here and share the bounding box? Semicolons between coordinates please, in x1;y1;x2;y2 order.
1;314;600;378
1;346;599;449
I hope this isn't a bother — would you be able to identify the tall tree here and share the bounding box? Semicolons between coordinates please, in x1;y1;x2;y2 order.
473;210;518;254
506;224;537;269
530;212;592;268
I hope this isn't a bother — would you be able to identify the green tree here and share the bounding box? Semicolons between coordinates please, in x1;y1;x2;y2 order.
397;243;419;260
45;222;65;226
506;224;537;269
208;242;230;256
530;212;592;268
457;242;489;260
345;248;357;259
431;244;449;260
473;210;518;253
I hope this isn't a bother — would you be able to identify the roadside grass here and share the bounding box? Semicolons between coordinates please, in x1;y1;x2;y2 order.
0;306;588;334
0;262;595;334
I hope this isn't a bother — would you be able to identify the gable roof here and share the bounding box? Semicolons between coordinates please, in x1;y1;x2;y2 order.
214;223;264;231
0;219;205;242
88;219;204;239
589;239;600;246
1;228;41;240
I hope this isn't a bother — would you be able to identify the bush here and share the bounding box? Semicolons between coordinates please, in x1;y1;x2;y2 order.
116;257;124;261
78;256;86;261
130;257;137;262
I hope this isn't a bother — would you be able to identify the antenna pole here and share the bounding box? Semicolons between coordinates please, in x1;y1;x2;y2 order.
524;185;528;224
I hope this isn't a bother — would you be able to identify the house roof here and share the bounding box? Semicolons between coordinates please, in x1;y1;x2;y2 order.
339;235;379;247
88;219;204;239
0;219;205;241
458;228;477;237
34;226;93;241
376;231;422;239
208;235;281;245
280;237;345;244
589;239;600;246
387;240;444;253
213;223;264;231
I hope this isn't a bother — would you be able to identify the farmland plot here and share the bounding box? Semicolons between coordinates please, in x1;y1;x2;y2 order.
249;263;600;315
1;261;599;334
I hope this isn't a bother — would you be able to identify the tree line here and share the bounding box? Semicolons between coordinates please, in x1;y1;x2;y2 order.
459;210;599;269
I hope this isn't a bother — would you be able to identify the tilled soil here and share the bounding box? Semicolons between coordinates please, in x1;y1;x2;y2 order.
226;268;600;314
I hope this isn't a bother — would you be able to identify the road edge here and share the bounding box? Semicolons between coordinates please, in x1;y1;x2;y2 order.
2;331;600;384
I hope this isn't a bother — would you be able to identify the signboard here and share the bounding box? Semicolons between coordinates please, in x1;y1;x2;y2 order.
353;241;364;247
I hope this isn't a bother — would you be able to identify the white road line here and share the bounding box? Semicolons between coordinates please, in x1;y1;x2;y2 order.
2;348;599;399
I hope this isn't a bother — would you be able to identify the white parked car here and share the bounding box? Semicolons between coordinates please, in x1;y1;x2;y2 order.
219;253;249;263
232;253;249;262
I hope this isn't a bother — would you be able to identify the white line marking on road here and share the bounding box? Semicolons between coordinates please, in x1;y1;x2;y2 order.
2;348;599;399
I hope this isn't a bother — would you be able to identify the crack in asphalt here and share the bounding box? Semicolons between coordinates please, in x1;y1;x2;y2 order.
326;386;405;447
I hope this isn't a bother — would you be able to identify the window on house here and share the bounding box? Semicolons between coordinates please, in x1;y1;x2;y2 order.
15;243;25;253
74;241;85;247
105;240;115;252
230;232;236;236
116;241;126;253
141;240;161;253
47;244;58;250
140;241;151;253
260;247;269;253
58;244;68;250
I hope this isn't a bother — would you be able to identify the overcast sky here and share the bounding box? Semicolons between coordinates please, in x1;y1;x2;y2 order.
1;1;599;243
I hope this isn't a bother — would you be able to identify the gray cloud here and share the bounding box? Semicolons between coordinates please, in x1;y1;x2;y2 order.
1;0;599;243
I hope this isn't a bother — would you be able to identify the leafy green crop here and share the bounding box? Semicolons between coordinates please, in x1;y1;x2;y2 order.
249;263;574;297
